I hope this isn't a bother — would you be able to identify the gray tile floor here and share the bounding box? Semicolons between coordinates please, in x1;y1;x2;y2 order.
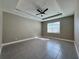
1;38;78;59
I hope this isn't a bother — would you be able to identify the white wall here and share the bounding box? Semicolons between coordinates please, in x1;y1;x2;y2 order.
74;0;79;58
0;0;2;54
3;12;41;43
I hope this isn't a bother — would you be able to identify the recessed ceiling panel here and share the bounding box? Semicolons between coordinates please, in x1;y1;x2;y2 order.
2;0;76;21
16;0;62;18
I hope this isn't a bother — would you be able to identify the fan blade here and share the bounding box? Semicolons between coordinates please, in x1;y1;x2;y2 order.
43;8;48;13
37;9;41;13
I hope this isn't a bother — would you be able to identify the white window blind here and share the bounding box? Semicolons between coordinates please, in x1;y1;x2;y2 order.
47;22;60;33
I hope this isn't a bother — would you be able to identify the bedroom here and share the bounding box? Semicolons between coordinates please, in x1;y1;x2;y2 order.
0;0;79;59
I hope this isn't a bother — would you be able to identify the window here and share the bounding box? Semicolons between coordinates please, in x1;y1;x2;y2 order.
47;21;60;33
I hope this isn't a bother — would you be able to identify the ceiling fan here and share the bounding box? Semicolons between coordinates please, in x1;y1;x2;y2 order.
36;8;48;17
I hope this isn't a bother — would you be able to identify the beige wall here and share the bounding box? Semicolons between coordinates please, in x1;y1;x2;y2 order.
42;16;74;40
3;12;41;43
74;0;79;57
0;0;2;53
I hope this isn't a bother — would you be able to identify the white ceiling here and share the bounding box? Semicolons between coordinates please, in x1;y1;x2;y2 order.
2;0;76;21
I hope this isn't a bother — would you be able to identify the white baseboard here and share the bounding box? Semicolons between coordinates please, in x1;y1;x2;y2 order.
0;46;2;54
54;37;74;42
37;38;50;40
36;37;74;43
2;37;35;47
43;37;74;42
1;37;43;47
0;48;1;54
74;42;79;59
1;37;74;47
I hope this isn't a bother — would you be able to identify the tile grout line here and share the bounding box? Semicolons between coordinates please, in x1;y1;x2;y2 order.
55;49;61;59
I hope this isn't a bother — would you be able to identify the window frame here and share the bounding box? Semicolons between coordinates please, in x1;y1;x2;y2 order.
47;21;60;34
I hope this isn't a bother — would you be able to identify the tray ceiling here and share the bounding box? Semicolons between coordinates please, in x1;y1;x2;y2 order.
2;0;76;21
16;0;62;19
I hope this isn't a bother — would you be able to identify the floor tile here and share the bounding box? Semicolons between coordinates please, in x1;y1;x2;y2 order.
1;38;78;59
